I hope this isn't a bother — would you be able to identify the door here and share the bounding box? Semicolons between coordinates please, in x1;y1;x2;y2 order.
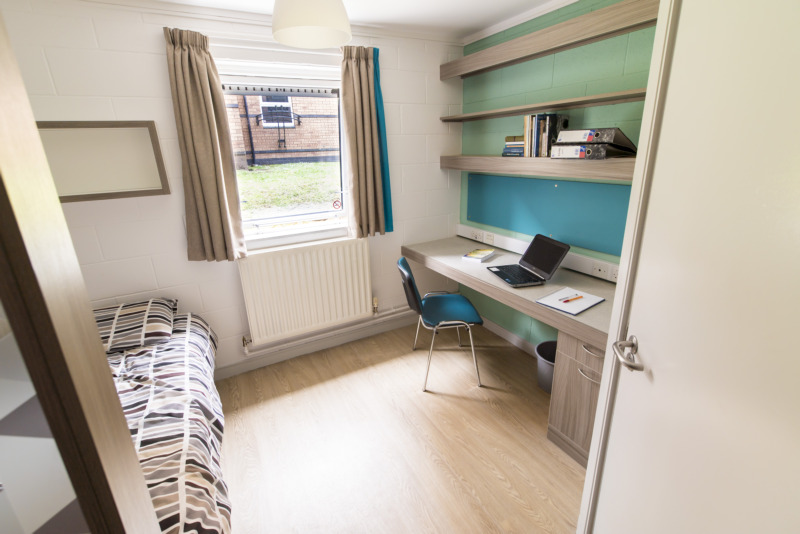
579;0;800;532
0;15;160;533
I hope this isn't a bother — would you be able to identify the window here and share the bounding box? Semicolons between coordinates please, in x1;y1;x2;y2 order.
223;86;347;248
259;95;295;129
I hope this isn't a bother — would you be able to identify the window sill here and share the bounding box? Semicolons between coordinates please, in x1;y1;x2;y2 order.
245;224;349;252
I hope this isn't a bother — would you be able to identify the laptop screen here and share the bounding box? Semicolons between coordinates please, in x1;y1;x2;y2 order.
519;234;570;280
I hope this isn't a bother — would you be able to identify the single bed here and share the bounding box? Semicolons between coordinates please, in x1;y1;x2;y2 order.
93;298;231;533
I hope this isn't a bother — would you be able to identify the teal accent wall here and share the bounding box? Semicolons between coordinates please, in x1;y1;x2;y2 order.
467;174;630;255
458;0;656;348
461;27;655;156
464;0;631;54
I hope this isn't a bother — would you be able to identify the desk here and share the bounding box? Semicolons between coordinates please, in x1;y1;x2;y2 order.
401;236;617;465
400;236;615;349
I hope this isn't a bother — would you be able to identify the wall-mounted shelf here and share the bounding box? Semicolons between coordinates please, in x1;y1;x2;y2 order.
440;0;658;80
441;88;646;123
441;155;635;183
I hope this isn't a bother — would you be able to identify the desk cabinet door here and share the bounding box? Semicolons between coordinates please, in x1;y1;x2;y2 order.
548;352;602;465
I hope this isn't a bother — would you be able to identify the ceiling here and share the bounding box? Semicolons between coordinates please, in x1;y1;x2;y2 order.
158;0;572;43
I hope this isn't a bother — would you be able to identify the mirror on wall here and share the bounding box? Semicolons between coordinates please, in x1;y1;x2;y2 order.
37;121;170;203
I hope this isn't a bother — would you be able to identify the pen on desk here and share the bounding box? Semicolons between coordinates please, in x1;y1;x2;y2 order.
559;293;579;302
563;295;584;303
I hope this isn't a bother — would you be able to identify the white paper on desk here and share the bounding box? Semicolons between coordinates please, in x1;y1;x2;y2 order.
536;287;605;315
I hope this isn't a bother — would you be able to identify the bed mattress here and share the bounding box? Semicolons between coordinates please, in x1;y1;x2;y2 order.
106;313;231;533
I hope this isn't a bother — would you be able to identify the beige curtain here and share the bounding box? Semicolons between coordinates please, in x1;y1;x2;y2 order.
341;46;385;237
164;27;246;261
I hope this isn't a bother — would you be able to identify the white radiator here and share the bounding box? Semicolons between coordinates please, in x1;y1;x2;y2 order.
237;239;373;347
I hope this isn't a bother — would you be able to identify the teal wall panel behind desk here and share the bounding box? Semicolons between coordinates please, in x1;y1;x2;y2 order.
467;174;630;256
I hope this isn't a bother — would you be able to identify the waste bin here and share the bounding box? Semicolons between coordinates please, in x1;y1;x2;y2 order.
535;340;557;393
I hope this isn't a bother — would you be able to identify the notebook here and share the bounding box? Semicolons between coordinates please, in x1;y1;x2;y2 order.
487;234;570;288
536;287;605;315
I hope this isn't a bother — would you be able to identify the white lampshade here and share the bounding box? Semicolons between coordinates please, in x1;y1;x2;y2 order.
272;0;352;49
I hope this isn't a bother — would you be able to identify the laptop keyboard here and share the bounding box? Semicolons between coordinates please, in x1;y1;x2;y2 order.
498;264;541;284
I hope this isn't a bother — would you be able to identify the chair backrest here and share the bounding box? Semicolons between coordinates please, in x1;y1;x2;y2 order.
397;257;423;315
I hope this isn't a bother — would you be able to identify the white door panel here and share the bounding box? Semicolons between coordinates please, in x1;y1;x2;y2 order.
583;0;800;532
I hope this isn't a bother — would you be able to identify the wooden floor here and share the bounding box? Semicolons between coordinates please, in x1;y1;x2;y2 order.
216;325;585;533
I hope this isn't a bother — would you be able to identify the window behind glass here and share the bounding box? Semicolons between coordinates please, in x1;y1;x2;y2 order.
223;86;346;248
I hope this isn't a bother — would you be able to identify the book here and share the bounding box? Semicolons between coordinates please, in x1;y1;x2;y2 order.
536;287;605;315
523;115;532;157
502;146;524;156
556;127;637;153
550;144;635;159
521;113;570;158
526;113;569;157
462;248;496;262
534;114;545;156
502;135;525;156
544;114;570;156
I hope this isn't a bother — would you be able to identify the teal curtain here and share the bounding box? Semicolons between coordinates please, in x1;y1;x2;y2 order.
373;48;393;232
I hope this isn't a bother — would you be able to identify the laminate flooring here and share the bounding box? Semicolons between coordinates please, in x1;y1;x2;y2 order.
216;324;585;533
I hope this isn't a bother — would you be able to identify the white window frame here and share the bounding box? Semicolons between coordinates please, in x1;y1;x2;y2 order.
260;96;295;129
222;83;351;251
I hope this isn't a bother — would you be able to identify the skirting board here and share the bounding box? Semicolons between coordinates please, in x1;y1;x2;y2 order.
214;307;417;380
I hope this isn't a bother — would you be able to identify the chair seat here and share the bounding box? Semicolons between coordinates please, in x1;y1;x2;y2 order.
421;294;483;328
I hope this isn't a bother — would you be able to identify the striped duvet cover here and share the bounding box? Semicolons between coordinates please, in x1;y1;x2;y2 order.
107;313;231;533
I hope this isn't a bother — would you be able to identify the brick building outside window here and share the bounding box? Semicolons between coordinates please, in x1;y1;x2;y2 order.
224;87;346;248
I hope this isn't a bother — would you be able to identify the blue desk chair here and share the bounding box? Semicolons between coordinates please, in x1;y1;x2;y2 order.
397;257;483;391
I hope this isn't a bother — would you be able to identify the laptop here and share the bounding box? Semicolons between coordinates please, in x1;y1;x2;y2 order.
487;234;570;288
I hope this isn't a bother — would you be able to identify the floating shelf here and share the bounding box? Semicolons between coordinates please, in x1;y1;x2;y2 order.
440;155;635;183
441;88;646;123
440;0;659;80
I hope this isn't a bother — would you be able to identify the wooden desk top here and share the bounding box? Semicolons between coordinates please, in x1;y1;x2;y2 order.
400;236;616;349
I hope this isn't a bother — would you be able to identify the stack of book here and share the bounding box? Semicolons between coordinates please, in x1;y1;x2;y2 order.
462;247;496;262
502;135;525;157
523;114;569;157
550;127;637;159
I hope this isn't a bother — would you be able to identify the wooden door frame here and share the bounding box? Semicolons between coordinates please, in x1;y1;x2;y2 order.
0;16;160;534
577;0;682;530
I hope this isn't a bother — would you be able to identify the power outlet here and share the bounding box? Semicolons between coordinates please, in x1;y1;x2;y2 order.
469;229;485;242
483;232;495;245
591;262;609;279
610;266;619;282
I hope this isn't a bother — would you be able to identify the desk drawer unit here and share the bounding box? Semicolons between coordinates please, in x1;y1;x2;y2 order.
547;332;605;466
556;332;604;372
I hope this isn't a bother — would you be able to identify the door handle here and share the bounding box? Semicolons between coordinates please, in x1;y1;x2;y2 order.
613;335;643;372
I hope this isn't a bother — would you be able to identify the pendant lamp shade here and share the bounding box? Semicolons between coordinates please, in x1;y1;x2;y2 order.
272;0;352;49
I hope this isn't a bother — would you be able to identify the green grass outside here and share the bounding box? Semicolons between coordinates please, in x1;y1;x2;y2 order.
237;162;341;220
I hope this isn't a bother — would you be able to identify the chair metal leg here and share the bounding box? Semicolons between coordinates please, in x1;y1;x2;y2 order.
422;327;438;391
456;326;462;347
467;325;481;387
412;316;422;350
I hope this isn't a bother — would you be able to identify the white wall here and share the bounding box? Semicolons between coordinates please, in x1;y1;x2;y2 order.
0;0;464;372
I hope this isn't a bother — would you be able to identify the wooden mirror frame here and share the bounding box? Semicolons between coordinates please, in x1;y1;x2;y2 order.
36;120;170;203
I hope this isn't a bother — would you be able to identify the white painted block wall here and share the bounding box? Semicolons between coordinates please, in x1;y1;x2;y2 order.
0;0;463;372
